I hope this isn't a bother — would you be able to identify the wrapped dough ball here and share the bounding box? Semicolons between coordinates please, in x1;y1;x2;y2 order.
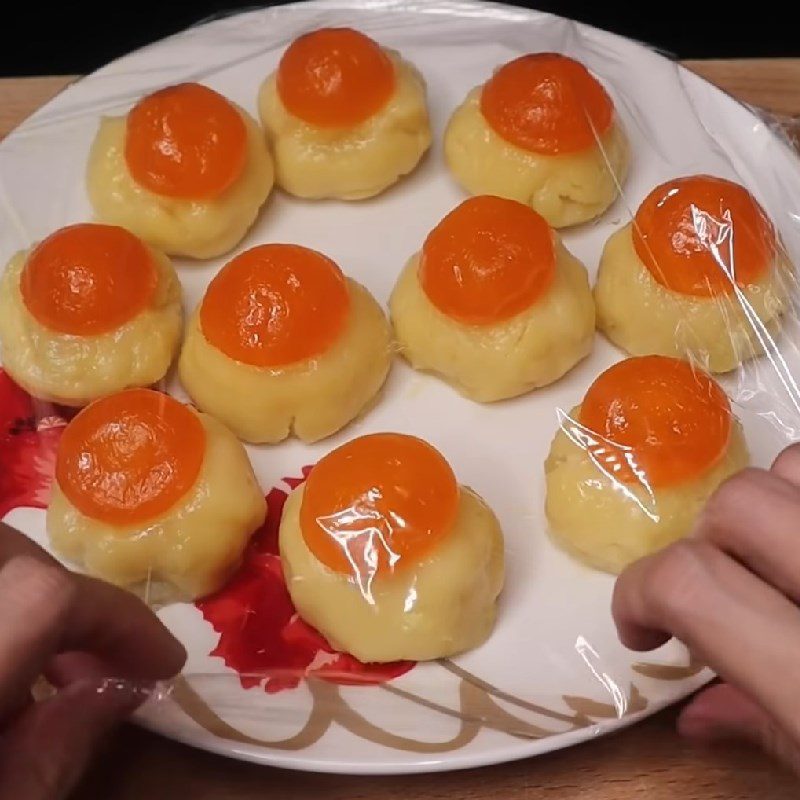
258;27;431;200
48;388;266;603
279;433;505;662
390;196;594;402
444;53;629;228
0;223;181;407
179;243;391;444
595;175;790;373
545;356;749;574
87;82;274;259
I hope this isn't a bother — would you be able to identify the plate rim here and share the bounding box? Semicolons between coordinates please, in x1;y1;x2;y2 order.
3;0;793;774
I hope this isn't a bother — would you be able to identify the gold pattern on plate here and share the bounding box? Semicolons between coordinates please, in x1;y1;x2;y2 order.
169;656;679;754
632;655;705;681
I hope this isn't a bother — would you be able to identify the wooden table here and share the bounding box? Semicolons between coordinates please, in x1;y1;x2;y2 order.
1;60;799;800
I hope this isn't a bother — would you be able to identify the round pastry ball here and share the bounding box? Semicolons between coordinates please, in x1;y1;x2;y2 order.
179;243;392;444
545;356;749;574
87;82;274;259
0;224;181;407
48;388;266;603
259;27;431;200
595;175;790;373
444;53;630;228
279;432;505;662
390;196;595;402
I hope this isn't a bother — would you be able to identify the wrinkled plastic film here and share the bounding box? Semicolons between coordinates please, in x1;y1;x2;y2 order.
85;662;635;742
1;0;799;758
547;88;800;578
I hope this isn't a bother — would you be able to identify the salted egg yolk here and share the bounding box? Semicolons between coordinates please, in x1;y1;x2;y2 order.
579;355;731;488
125;82;247;200
300;433;460;577
277;27;395;128
56;388;206;526
633;175;775;298
21;223;157;336
200;243;350;368
480;53;613;155
420;195;556;325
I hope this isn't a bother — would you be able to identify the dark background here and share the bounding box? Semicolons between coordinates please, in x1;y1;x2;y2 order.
3;0;798;76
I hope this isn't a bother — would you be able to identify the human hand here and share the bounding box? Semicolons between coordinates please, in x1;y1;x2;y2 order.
613;443;800;774
0;521;186;799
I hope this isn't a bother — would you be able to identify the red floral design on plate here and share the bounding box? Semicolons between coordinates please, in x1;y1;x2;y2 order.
197;467;415;693
0;369;71;519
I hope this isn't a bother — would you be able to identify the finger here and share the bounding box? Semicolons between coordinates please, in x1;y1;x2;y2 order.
0;679;141;800
0;522;186;680
60;573;186;680
0;521;62;566
771;442;800;487
612;538;800;739
45;652;112;687
692;468;800;603
679;683;800;775
679;682;768;740
4;689;33;722
0;556;75;718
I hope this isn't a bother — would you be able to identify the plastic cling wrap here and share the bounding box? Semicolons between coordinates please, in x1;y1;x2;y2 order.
1;0;800;775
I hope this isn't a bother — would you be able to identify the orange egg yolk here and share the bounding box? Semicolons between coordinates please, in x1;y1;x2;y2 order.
480;53;614;155
56;389;206;526
300;433;460;578
20;223;158;336
200;244;350;368
579;355;731;488
633;175;775;298
420;195;556;325
125;82;247;199
276;27;395;127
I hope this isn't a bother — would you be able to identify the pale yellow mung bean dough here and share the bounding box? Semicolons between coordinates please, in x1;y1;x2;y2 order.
595;223;790;373
179;279;392;444
48;411;266;603
444;87;629;228
279;483;504;663
545;405;749;574
86;107;273;259
258;51;431;200
389;239;595;402
0;247;181;407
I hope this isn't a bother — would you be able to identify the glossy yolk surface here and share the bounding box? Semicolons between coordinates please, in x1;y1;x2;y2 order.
56;388;206;526
633;175;775;297
276;27;395;127
200;244;350;368
579;355;731;488
125;82;247;199
480;53;613;155
420;195;556;325
300;433;460;577
21;223;157;336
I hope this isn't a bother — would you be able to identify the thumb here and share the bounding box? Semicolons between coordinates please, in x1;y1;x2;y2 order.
679;682;800;775
0;678;145;800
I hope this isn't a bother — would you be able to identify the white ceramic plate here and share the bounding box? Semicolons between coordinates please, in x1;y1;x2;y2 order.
2;0;800;776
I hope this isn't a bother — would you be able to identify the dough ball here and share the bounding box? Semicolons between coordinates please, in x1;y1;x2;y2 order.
545;405;748;574
596;224;789;374
390;238;595;402
87;101;273;259
179;277;392;444
0;240;181;407
279;481;504;663
259;48;431;200
48;405;266;603
545;357;748;574
444;86;629;228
